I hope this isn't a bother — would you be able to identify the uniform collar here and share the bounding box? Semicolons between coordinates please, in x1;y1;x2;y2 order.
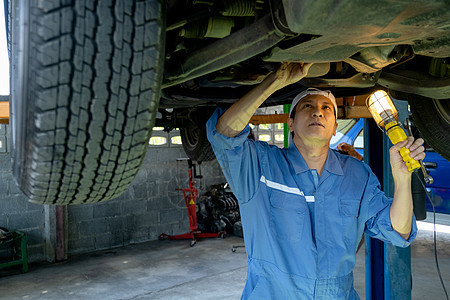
323;148;344;176
287;144;344;176
287;144;310;174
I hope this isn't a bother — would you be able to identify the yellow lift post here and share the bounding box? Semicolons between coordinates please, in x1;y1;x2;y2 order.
0;101;9;124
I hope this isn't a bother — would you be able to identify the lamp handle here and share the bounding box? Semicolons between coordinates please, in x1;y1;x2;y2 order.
386;121;421;172
399;147;421;172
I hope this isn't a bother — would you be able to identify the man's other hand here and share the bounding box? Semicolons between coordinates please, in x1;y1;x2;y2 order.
337;142;363;161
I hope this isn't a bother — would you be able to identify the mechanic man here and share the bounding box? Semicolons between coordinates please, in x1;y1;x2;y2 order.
206;63;425;299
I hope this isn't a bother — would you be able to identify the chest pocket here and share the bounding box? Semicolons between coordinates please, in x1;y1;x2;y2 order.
269;190;308;242
339;198;361;250
339;199;360;217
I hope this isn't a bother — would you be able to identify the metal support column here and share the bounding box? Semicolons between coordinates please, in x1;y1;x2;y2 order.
364;100;412;299
364;117;385;299
384;100;412;300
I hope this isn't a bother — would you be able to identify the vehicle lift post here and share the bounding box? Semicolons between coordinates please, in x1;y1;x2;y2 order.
364;100;412;300
159;159;226;247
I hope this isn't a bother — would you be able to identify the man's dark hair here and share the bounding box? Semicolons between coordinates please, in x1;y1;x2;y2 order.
290;104;298;141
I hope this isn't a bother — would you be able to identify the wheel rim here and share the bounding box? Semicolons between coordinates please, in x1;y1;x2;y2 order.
433;99;450;126
185;126;200;149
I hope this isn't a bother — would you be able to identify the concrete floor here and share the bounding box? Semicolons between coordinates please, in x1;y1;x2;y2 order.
0;214;449;300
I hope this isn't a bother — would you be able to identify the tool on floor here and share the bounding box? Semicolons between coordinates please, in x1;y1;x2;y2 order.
231;245;245;253
159;159;226;247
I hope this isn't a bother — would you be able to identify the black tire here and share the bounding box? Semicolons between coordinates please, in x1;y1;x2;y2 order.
10;0;165;204
408;95;450;161
180;120;215;162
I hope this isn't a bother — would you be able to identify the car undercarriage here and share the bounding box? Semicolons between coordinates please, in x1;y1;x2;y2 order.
160;0;450;161
5;0;450;204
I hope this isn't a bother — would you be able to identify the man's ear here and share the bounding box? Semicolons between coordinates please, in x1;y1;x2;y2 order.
333;121;338;136
287;117;294;133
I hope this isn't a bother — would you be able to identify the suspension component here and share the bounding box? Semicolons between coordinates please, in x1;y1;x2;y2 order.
179;17;235;39
221;0;255;17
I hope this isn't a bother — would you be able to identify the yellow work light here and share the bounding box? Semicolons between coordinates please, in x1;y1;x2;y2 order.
366;90;421;172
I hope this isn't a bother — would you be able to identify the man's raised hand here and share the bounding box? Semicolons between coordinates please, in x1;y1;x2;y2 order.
274;62;313;89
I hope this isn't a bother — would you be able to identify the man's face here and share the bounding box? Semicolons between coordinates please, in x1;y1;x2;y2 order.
287;95;338;147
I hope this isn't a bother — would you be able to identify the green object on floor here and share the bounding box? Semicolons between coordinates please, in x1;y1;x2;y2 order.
0;230;28;273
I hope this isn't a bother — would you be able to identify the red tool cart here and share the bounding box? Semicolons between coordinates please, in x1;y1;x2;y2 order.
159;159;226;247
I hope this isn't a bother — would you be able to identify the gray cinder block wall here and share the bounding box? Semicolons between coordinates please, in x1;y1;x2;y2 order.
0;124;226;263
66;147;225;256
0;126;48;262
1;124;48;262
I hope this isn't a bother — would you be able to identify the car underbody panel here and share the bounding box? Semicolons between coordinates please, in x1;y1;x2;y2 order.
162;0;450;108
160;0;450;161
279;0;450;61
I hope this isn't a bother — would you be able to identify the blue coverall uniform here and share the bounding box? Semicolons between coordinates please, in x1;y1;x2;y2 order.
206;108;417;300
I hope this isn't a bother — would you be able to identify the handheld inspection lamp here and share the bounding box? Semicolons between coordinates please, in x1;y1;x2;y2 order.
366;90;421;172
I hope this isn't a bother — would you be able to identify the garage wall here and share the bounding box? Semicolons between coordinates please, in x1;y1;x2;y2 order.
0;124;49;262
67;147;226;256
0;124;226;262
0;138;48;262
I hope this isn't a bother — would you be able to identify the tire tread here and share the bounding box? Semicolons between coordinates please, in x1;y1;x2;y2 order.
13;0;164;204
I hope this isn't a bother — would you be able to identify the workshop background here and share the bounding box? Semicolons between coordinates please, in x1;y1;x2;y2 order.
0;123;226;263
1;113;449;300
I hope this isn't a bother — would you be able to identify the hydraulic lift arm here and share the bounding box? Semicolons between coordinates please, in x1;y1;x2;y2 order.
249;95;372;125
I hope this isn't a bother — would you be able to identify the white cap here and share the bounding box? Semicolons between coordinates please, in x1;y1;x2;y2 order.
289;88;337;119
